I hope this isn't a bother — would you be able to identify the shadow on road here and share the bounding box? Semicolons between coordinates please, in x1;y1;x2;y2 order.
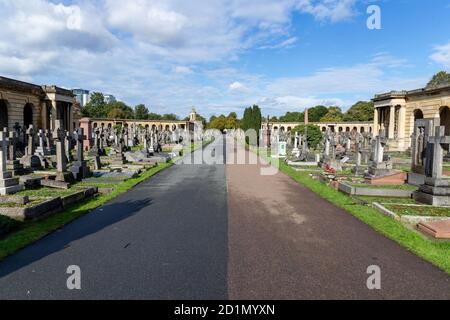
0;197;153;279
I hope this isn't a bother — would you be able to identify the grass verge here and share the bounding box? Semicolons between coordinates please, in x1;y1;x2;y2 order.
253;147;450;275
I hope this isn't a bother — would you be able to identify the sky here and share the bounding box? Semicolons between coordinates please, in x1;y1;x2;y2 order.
0;0;449;119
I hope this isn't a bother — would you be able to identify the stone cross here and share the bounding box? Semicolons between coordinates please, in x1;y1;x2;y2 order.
45;129;52;150
38;129;45;150
74;128;84;162
53;120;67;173
26;125;35;156
355;132;363;166
426;126;450;179
65;131;72;161
8;131;17;161
373;130;387;164
0;130;7;173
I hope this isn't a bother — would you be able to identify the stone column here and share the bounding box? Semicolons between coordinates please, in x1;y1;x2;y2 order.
388;105;395;140
373;108;379;136
397;105;406;150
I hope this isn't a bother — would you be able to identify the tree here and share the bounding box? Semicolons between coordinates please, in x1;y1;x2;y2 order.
242;105;262;145
308;105;329;122
208;115;227;131
292;124;322;150
344;101;374;122
106;101;134;119
320;107;343;122
162;113;179;121
427;71;450;88
81;92;107;118
134;104;149;120
147;113;162;120
279;111;304;122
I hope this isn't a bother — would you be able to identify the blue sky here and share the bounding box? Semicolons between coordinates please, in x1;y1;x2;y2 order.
0;0;449;119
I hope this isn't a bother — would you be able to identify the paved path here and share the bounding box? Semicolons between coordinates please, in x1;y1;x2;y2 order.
0;136;449;299
0;138;228;299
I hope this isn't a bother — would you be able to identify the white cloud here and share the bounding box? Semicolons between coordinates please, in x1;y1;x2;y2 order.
296;0;357;22
430;42;450;69
229;81;247;91
174;66;193;74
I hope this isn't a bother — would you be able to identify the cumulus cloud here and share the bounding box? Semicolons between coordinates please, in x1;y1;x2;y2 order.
174;66;193;74
430;42;450;69
229;81;248;91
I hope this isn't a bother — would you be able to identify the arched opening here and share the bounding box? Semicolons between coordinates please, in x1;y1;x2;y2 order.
361;127;365;133
321;127;326;132
172;125;177;131
346;127;350;132
414;109;424;121
353;127;358;133
93;123;98;128
287;127;292;132
145;125;149;129
108;123;112;129
165;125;170;131
280;127;285;133
152;125;157;131
338;127;343;133
23;103;33;129
0;100;8;129
440;106;450;135
101;123;105;128
273;126;278;131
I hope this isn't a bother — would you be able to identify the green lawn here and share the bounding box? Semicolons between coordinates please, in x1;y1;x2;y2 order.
385;204;450;217
254;147;450;275
350;183;418;191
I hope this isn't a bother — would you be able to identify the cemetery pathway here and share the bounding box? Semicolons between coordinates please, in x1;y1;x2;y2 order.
226;141;450;300
0;138;228;299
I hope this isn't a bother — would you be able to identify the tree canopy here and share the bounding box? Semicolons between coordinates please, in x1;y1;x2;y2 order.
292;124;322;150
320;107;344;122
344;101;374;122
427;71;450;88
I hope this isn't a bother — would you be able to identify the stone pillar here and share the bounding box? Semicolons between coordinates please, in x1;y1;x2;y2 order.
397;105;406;150
79;117;93;151
373;108;379;136
388;105;395;140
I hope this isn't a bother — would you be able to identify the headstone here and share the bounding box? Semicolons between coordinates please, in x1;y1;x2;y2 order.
6;131;25;176
19;125;41;169
367;130;394;177
54;121;74;183
69;128;92;181
0;131;24;195
414;126;450;206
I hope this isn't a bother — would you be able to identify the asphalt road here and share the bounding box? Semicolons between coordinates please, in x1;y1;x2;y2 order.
0;137;228;299
0;136;449;299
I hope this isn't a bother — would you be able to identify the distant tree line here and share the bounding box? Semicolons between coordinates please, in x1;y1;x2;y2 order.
270;102;375;123
81;93;184;121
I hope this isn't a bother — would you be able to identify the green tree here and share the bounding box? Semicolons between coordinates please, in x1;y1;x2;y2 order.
308;105;329;122
292;124;322;150
106;101;134;119
134;104;149;119
147;113;163;120
320;107;343;122
81;92;107;118
427;71;450;88
279;111;304;122
162;113;179;121
344;101;374;122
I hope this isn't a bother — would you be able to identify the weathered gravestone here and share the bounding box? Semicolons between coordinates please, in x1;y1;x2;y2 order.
69;128;92;181
414;126;450;206
0;131;24;195
6;130;25;176
367;130;394;177
409;118;440;185
54;121;75;183
19;125;41;169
